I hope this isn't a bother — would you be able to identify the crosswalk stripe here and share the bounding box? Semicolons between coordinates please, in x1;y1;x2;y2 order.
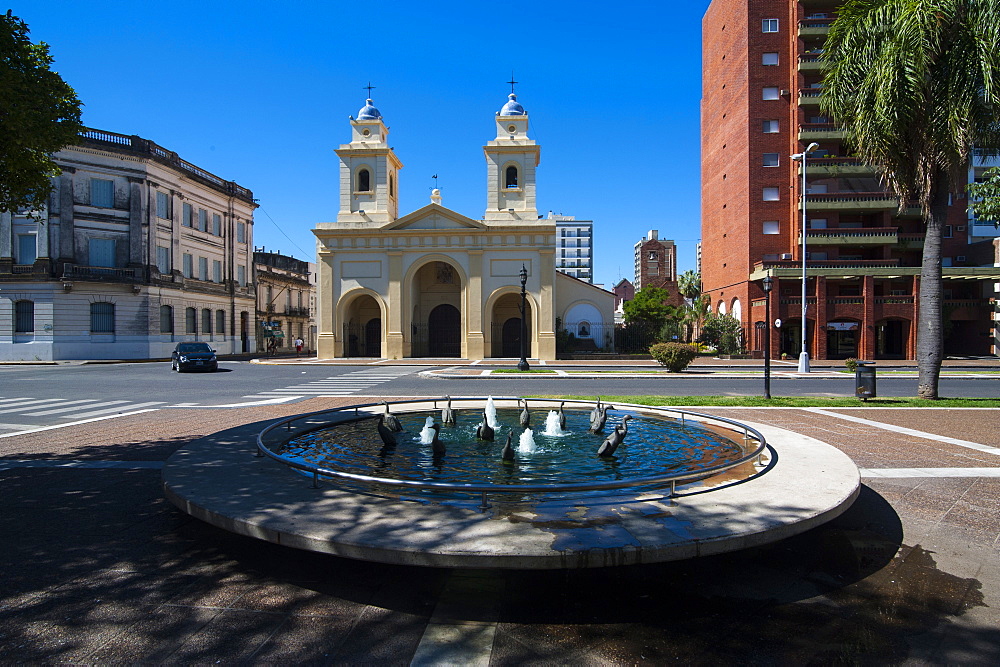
25;400;130;416
66;402;166;419
0;398;63;410
0;399;76;414
243;368;424;400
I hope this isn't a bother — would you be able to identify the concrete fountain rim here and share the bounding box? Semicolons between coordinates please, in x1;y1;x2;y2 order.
162;398;860;570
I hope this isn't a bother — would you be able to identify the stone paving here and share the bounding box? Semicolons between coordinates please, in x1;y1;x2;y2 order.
0;400;998;663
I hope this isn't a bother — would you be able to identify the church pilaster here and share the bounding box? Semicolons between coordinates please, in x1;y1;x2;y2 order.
387;251;405;359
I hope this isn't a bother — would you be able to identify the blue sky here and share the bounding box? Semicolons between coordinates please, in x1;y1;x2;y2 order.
22;0;710;288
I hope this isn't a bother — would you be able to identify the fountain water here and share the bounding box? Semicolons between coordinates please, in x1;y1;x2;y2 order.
418;416;436;444
518;428;536;454
485;396;498;428
543;410;566;437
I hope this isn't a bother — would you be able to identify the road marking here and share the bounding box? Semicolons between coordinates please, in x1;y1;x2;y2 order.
67;402;166;419
0;410;161;438
244;367;426;399
25;400;129;416
806;408;1000;456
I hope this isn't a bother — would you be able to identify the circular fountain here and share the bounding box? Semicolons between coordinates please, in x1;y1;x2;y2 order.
163;397;860;569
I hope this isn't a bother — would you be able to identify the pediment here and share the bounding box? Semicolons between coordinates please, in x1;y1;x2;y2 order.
383;204;486;231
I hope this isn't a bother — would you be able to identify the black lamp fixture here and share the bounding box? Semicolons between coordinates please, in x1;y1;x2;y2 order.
517;264;530;371
762;275;773;400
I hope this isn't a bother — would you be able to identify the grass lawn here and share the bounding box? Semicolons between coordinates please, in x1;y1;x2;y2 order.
536;395;1000;408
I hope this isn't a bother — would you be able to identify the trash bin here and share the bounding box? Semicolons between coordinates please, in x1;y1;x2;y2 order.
855;361;876;400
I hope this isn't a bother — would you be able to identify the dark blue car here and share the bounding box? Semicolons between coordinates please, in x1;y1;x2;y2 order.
171;342;218;372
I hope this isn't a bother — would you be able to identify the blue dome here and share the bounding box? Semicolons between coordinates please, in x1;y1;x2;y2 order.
358;99;381;120
499;93;525;116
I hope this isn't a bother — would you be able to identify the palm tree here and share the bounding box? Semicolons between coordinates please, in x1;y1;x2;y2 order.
821;0;1000;399
678;270;701;302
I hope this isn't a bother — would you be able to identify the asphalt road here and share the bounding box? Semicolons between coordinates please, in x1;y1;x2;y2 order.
0;361;995;436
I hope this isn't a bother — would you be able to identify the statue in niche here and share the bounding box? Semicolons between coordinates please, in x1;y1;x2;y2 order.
436;262;454;284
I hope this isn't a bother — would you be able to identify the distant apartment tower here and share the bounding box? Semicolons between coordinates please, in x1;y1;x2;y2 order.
552;213;594;283
700;0;999;360
633;230;677;291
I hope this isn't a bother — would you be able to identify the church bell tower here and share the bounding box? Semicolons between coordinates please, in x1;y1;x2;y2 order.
484;92;540;222
336;96;403;224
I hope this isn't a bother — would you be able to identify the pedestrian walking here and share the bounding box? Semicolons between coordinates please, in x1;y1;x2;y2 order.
295;337;303;357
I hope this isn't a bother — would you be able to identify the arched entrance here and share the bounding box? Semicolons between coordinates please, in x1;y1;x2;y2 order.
876;318;908;359
826;320;860;359
428;304;461;357
343;294;382;357
490;292;532;358
409;261;463;358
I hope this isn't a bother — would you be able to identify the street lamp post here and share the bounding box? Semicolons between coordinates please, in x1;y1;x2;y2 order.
791;141;819;373
762;275;773;399
517;264;530;371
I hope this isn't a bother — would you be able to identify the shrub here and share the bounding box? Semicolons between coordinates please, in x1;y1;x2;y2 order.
649;342;698;372
844;357;859;373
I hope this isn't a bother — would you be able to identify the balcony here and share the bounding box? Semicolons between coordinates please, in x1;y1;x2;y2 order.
799;18;833;38
798;123;845;141
62;264;138;282
801;192;899;211
285;306;310;318
800;157;876;177
798;89;823;106
798;54;824;72
799;226;899;245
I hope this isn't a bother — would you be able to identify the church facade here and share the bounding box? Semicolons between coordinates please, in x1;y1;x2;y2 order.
313;92;614;361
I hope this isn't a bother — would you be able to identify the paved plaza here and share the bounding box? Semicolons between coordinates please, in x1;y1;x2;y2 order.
0;400;998;663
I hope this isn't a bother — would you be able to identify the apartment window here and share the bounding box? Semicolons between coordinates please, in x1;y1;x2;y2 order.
183;203;193;227
763;120;779;133
156;246;170;274
237;222;246;243
762;52;779;65
213;259;222;283
14;300;34;333
297;291;303;308
505;165;519;188
90;302;115;334
943;225;953;238
762;19;779;32
198;256;208;281
183;253;193;278
763;153;779;167
809;218;828;229
88;238;115;268
648;251;658;260
198;209;208;232
762;87;780;100
216;310;226;336
156;192;170;219
202;308;212;334
763;187;780;201
357;168;371;192
237;265;246;286
160;305;173;333
90;178;114;208
212;213;222;236
17;234;36;265
185;307;197;334
763;221;780;235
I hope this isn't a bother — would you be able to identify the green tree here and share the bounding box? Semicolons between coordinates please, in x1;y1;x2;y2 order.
968;166;1000;228
699;313;744;355
821;0;1000;399
678;270;701;301
622;286;673;333
0;10;84;215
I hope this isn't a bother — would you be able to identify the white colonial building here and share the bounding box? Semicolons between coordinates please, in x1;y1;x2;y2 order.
313;93;614;360
0;129;257;360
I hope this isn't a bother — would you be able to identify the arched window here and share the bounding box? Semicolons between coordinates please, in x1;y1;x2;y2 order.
90;302;115;333
14;300;34;333
160;305;173;333
202;308;212;335
357;168;371;192
185;307;197;334
505;165;518;188
216;310;226;336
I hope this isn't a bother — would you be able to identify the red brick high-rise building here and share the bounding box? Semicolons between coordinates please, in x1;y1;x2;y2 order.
700;0;999;361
